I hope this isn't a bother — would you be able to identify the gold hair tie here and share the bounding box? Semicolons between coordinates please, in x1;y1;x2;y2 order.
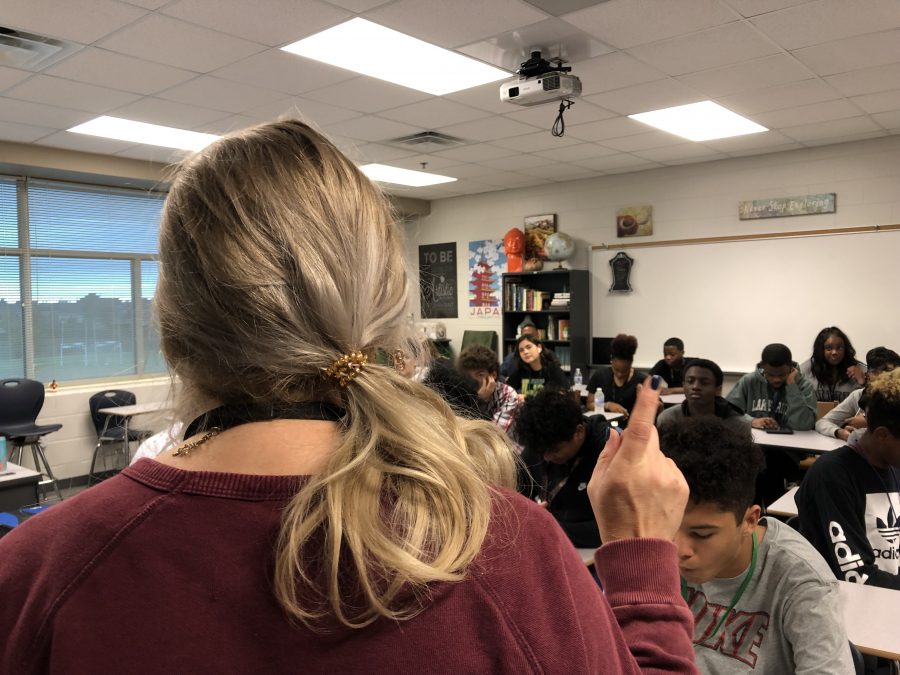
324;351;368;387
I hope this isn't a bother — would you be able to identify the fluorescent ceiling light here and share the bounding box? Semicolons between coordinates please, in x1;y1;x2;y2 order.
68;116;220;151
360;163;457;187
629;101;767;141
281;18;509;95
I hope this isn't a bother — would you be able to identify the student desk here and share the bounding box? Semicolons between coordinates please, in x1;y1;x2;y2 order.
767;486;799;518
98;401;170;463
583;410;624;422
660;393;685;407
840;581;900;659
0;462;41;512
751;429;844;454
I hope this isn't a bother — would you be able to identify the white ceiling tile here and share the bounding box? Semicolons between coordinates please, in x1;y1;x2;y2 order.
572;153;662;171
2;0;146;44
5;74;141;113
352;143;418;162
457;17;613;71
573;52;668;96
723;0;810;18
600;131;686;152
302;77;430;113
502;100;616;128
824;62;900;97
157;75;285;114
851;90;900;115
702;129;799;152
801;130;888;146
110;97;230;127
0;97;96;128
387;154;467;171
533;142;618;162
480;170;545;187
434;162;501;178
440;116;541;142
492;130;581;151
478;154;559;170
98;14;264;73
44;48;196;96
325;0;393;11
115;144;191;163
443;82;518;115
751;0;900;51
119;0;170;8
792;28;900;76
873;111;900;130
584;78;703;115
0;120;55;143
195;114;262;134
725;141;805;156
516;162;601;180
378;99;491;128
431;143;519;162
563;0;738;49
243;96;362;126
780;115;883;142
604;161;665;174
716;78;842;116
213;49;356;95
33;130;136;154
565;115;647;141
323;116;421;142
677;54;814;99
364;0;548;49
0;67;33;94
627;22;781;77
162;0;350;47
754;99;862;128
632;143;725;162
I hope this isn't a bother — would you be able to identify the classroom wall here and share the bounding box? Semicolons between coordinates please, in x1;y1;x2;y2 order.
404;134;900;371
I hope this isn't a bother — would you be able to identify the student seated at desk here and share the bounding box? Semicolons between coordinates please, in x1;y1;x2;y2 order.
514;388;609;548
505;335;568;396
499;318;536;380
656;359;749;436
650;337;688;395
816;347;900;441
798;368;900;590
458;344;519;436
800;326;866;403
586;333;644;424
726;343;816;431
662;418;853;674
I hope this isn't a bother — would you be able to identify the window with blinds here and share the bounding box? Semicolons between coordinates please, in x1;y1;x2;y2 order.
1;177;167;382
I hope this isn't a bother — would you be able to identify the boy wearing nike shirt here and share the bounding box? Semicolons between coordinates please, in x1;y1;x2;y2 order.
798;367;900;589
662;418;852;674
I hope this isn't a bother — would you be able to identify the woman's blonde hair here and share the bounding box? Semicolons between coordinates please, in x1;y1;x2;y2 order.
156;120;516;628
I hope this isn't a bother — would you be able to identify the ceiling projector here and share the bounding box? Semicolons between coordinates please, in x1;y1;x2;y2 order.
499;50;582;107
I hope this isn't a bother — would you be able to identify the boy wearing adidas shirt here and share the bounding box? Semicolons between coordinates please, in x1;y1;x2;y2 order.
798;367;900;589
662;417;852;674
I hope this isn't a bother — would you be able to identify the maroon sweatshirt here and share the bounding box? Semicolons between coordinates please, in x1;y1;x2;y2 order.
0;460;696;674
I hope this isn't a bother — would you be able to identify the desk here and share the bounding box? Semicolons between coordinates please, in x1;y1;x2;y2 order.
840;581;900;659
751;429;844;454
577;547;596;567
98;402;170;462
767;486;798;518
660;393;685;406
0;462;41;512
584;410;624;422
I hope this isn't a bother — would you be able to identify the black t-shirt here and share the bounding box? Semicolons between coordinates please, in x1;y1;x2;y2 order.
649;358;689;388
587;367;644;414
518;415;609;548
506;361;569;395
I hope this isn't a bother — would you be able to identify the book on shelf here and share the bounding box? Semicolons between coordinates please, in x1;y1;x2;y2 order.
504;284;556;312
555;345;571;372
558;319;570;341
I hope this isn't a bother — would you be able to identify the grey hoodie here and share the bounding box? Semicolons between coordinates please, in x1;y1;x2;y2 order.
726;368;817;430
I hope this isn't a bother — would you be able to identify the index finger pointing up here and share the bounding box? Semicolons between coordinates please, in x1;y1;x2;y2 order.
617;375;662;447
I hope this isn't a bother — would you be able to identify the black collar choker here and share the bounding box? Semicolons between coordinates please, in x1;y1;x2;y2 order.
184;401;345;440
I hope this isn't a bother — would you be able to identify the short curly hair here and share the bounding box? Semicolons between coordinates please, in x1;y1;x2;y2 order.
458;344;499;376
513;387;583;453
610;333;638;361
660;417;765;521
866;368;900;438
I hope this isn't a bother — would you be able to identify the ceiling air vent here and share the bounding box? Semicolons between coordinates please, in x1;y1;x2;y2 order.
388;131;467;153
0;27;80;71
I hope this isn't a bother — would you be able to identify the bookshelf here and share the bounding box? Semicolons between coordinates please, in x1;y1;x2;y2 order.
501;269;589;374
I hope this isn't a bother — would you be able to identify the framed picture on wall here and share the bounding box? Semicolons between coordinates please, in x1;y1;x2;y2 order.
523;213;557;260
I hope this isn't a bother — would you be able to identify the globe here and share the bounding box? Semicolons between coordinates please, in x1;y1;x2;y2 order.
544;232;575;268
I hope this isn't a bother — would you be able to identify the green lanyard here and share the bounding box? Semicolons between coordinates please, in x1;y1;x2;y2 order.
681;530;758;640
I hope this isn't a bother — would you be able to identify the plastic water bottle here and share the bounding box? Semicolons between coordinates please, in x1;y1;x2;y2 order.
573;368;583;387
595;389;605;410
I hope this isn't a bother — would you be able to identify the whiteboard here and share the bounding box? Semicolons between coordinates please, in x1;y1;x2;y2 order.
589;230;900;373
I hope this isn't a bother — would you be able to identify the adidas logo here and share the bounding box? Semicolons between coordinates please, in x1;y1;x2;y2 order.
876;510;900;546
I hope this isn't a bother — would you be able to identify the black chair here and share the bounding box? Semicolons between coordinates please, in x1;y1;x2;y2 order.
0;378;63;501
88;390;149;485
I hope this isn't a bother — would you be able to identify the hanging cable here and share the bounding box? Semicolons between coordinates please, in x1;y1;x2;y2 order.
552;99;574;137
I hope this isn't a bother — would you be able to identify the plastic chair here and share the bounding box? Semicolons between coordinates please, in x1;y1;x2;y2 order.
88;390;149;485
0;378;63;502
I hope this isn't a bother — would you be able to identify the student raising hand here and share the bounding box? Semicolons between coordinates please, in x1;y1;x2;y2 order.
589;375;689;543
